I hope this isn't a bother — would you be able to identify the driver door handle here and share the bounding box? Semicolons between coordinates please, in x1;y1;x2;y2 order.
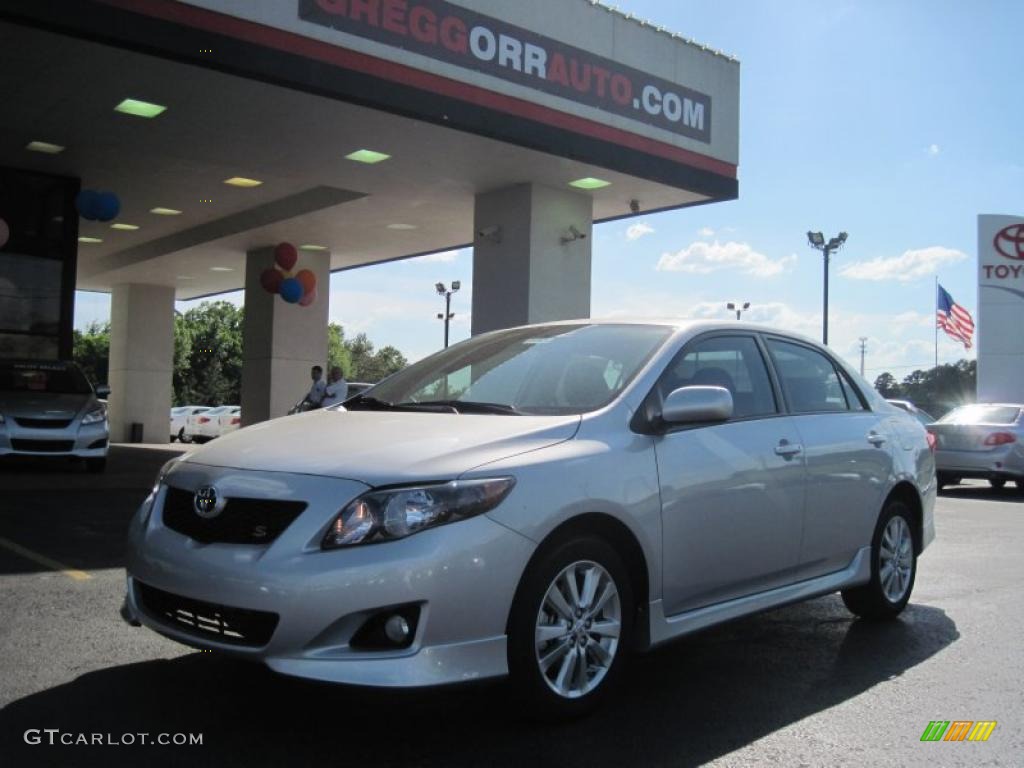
775;440;803;457
867;431;887;447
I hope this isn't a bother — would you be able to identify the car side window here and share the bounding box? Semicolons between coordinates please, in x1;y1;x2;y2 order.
658;335;778;419
767;339;852;413
837;369;868;411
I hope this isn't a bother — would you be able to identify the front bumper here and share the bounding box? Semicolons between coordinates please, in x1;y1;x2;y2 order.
0;419;108;458
124;462;535;687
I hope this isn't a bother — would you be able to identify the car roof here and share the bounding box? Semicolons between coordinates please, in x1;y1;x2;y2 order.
490;317;823;346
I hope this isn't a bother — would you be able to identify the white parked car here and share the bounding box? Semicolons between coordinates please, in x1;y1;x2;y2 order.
188;405;240;443
170;406;210;443
217;406;242;437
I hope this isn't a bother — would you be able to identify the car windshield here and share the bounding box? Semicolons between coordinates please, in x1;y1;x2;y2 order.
0;362;92;394
358;323;672;415
937;405;1021;425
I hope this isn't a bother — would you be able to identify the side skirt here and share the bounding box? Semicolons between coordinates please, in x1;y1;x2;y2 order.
647;547;872;648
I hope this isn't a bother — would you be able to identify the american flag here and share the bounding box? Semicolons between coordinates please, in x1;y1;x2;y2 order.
936;284;974;349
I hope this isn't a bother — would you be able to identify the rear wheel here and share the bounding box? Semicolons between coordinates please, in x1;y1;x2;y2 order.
178;428;192;444
989;478;1006;490
841;500;916;620
508;536;633;720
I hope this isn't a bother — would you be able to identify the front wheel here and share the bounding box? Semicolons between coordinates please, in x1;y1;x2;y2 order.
842;501;916;620
507;537;633;720
989;478;1006;490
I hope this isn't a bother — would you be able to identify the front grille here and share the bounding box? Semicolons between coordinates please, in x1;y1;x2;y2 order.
14;417;73;429
10;438;74;452
136;582;278;647
162;486;306;545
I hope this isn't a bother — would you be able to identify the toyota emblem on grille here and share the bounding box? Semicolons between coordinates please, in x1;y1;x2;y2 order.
193;485;225;519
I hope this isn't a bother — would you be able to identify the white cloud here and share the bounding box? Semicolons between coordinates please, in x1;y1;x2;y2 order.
698;227;715;238
926;143;941;156
408;248;461;264
626;222;655;240
839;246;966;283
655;241;797;277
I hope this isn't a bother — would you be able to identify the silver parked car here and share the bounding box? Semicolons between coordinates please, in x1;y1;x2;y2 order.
0;359;110;472
123;321;935;717
926;403;1023;490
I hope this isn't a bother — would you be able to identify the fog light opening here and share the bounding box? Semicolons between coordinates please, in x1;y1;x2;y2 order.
350;604;420;651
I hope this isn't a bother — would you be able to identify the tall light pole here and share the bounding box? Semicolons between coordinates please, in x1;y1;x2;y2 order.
859;337;868;376
807;230;848;345
435;280;460;348
727;301;750;320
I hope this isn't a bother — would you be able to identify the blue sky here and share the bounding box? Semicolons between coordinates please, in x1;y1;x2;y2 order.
74;0;1022;380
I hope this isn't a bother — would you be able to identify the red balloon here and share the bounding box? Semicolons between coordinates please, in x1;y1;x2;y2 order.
295;269;317;294
299;287;317;307
274;242;298;271
260;267;283;294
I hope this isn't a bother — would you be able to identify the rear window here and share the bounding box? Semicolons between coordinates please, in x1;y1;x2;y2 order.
0;362;92;394
937;405;1021;425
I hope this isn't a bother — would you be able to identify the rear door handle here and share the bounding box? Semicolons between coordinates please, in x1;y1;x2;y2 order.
775;440;803;457
867;431;887;447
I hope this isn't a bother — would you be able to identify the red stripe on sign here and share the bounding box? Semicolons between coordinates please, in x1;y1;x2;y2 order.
92;0;737;179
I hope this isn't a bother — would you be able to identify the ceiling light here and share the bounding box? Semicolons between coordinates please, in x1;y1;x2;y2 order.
569;177;612;190
110;223;139;231
299;244;328;252
209;266;234;272
150;207;182;216
387;223;417;230
26;140;65;154
78;237;103;244
345;149;391;164
114;98;167;118
224;177;263;188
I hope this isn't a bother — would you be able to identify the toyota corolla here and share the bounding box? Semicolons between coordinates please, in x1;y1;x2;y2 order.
123;320;935;717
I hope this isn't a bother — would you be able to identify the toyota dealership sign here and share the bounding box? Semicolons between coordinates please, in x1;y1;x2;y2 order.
977;214;1024;402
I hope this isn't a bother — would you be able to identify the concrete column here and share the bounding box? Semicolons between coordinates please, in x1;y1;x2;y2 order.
471;183;593;335
241;247;330;425
108;283;175;444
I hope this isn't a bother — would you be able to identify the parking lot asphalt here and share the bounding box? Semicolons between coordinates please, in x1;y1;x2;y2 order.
0;446;1021;768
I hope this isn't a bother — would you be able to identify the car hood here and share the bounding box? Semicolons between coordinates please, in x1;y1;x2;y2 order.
0;390;94;419
180;409;582;485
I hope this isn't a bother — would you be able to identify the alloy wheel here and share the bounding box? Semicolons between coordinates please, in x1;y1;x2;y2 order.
534;560;621;699
879;516;913;603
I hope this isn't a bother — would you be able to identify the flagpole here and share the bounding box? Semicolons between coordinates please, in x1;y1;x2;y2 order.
934;276;938;368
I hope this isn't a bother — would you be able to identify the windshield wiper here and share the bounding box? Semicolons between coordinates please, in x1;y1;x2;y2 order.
395;400;522;415
344;394;398;411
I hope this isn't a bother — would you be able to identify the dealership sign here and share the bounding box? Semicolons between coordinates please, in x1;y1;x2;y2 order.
299;0;712;143
983;222;1024;282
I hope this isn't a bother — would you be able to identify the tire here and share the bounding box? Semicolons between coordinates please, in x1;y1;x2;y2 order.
841;500;917;620
989;478;1006;490
85;457;107;474
507;536;633;720
178;429;193;444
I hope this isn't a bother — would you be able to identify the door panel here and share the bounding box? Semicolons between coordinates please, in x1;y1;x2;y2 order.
790;412;892;577
656;417;806;615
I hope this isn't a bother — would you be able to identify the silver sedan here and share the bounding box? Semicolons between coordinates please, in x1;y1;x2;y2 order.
123;320;935;717
927;403;1024;490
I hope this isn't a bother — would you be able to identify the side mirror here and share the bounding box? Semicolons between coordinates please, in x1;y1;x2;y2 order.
661;386;733;426
95;385;111;399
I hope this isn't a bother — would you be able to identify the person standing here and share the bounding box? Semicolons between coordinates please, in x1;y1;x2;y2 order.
322;365;349;408
304;365;327;410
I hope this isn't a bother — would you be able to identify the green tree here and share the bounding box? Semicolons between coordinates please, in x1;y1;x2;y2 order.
326;322;353;379
72;321;110;386
344;332;407;382
174;301;244;405
873;372;901;398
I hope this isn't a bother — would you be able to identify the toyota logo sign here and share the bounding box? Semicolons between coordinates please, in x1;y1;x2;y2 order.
193;485;225;519
994;223;1024;261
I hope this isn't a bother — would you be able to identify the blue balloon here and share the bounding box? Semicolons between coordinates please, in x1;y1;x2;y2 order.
279;277;303;304
76;190;100;220
95;192;121;222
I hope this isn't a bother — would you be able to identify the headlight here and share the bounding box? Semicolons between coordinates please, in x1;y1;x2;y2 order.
81;406;107;425
322;477;515;549
138;456;185;527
